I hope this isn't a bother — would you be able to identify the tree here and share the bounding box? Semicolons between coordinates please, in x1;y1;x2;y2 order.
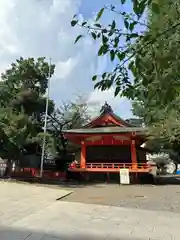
132;0;180;120
0;57;55;117
0;57;55;160
70;0;172;98
47;96;92;156
131;1;180;160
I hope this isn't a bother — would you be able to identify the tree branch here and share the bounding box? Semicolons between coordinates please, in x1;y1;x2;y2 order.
104;6;148;28
118;20;180;69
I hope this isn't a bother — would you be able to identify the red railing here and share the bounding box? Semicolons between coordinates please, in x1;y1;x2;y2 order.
70;163;150;170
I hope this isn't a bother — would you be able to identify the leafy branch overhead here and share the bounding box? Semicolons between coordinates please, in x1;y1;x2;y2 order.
71;0;180;98
131;0;180;154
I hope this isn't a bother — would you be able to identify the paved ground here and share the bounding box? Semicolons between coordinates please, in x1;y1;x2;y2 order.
0;182;180;239
62;183;180;213
0;181;72;226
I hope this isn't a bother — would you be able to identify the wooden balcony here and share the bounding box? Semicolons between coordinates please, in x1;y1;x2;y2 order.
68;162;152;173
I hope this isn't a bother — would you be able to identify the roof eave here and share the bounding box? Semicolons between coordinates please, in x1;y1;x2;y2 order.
63;129;147;135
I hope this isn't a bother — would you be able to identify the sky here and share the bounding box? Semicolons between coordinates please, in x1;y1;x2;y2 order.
0;0;134;119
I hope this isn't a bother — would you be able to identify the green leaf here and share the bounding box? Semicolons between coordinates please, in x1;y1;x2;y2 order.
114;37;119;48
111;20;116;30
94;23;101;28
96;8;104;21
124;20;129;29
102;29;108;33
117;52;126;61
94;81;102;89
82;21;87;26
133;0;146;18
128;61;137;76
151;2;160;14
110;50;115;61
133;1;139;16
108;30;114;37
92;75;97;81
111;5;115;11
102;72;107;79
129;21;137;32
71;20;78;27
139;1;146;16
74;35;83;44
91;32;96;40
121;0;126;4
102;35;108;44
98;44;109;56
128;61;134;70
130;33;139;38
115;86;121;96
98;46;104;56
106;79;113;88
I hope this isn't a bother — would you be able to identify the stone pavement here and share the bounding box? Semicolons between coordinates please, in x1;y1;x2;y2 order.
0;181;72;225
0;182;180;239
8;201;179;240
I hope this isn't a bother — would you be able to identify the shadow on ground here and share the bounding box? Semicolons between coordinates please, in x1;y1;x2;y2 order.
0;178;152;190
0;227;143;240
0;173;155;187
155;175;180;185
1;174;180;189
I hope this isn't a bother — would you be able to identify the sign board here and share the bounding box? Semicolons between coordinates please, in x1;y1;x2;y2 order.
119;169;130;184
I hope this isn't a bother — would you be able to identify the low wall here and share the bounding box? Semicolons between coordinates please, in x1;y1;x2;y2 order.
11;167;67;180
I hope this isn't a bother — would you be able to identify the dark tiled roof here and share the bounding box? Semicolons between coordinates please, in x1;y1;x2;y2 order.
125;118;143;127
63;126;147;135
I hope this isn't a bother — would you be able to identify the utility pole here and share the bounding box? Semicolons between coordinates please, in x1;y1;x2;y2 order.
40;58;51;178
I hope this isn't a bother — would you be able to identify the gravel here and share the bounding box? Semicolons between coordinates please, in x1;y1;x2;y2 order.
62;183;180;213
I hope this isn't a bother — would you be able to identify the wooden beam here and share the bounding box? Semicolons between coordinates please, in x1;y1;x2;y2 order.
85;139;131;146
80;141;86;168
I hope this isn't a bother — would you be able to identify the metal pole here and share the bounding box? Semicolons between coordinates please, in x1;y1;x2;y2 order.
40;58;51;178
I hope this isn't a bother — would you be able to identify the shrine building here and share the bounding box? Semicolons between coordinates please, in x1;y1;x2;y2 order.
63;102;152;182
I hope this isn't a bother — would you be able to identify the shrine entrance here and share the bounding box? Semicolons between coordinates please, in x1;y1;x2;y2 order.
63;102;152;183
86;145;131;164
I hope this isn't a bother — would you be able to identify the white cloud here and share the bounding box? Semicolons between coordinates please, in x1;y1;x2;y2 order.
0;0;132;118
88;89;133;119
55;58;78;79
0;0;98;98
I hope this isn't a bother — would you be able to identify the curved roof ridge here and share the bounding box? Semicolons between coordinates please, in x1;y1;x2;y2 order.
83;102;134;128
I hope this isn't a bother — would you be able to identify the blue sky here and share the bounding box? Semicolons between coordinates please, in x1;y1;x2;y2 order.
78;0;134;118
80;0;133;17
0;0;135;119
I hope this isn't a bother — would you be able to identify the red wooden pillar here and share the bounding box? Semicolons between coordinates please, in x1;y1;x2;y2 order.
131;139;137;169
80;141;86;168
